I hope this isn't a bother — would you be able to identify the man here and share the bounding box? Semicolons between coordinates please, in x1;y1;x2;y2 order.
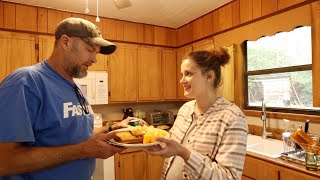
0;18;129;180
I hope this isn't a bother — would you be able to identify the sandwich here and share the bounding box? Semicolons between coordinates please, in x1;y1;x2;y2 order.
114;125;168;144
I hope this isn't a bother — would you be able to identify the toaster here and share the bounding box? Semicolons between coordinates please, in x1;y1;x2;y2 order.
146;111;174;125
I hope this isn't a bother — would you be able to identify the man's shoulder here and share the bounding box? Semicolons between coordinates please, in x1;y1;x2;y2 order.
1;64;43;87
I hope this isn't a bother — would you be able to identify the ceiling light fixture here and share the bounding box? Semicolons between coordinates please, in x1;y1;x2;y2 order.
85;0;89;14
95;0;100;22
113;0;132;10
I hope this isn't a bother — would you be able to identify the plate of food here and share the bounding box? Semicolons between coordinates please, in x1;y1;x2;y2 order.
108;125;168;148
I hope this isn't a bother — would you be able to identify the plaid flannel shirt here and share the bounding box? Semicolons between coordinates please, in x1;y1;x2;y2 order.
162;97;248;180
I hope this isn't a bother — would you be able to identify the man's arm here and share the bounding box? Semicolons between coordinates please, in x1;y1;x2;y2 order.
0;132;124;176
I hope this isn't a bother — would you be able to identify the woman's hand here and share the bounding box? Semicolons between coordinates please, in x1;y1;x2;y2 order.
145;137;191;161
112;117;148;130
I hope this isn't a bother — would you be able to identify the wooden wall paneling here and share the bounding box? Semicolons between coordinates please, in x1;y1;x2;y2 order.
143;24;154;44
47;9;63;34
71;13;85;19
137;24;144;43
37;8;48;33
123;21;138;43
212;10;219;33
184;23;193;45
218;3;233;31
85;15;103;33
203;12;213;37
240;0;253;24
0;2;4;28
15;4;37;32
166;28;176;47
233;44;245;108
278;0;304;10
177;27;183;46
3;2;16;29
103;18;117;40
192;17;204;41
232;0;240;26
116;20;124;41
61;12;72;20
154;26;166;45
261;0;278;16
252;0;262;19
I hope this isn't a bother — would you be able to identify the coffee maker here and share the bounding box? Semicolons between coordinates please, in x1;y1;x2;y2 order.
123;108;134;119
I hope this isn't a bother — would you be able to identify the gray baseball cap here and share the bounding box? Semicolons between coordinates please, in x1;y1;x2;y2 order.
55;17;116;55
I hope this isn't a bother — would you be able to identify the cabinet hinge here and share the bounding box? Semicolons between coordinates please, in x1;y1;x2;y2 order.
35;44;39;50
108;91;111;97
118;161;120;167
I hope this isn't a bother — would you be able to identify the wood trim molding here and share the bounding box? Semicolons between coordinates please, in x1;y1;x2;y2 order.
244;109;320;123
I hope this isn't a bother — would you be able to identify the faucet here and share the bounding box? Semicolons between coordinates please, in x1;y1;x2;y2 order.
261;101;272;139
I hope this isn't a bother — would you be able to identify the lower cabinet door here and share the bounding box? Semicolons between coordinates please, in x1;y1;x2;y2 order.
116;151;148;180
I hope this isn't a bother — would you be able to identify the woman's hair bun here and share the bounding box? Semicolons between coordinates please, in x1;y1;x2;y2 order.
208;47;230;66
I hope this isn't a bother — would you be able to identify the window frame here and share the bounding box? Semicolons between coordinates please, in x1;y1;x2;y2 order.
233;30;320;123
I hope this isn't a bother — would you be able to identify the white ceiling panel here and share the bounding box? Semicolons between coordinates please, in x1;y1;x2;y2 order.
4;0;232;28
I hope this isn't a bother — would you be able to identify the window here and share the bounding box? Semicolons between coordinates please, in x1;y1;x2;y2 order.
245;26;319;113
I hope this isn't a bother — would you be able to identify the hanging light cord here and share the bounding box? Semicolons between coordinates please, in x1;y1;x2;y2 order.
96;0;100;22
85;0;89;14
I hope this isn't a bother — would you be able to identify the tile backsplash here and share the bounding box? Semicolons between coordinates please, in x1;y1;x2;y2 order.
92;102;183;121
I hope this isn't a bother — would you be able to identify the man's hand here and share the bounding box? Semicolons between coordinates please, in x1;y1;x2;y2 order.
81;131;125;159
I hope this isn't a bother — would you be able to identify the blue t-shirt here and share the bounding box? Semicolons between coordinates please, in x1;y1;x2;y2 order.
0;61;95;180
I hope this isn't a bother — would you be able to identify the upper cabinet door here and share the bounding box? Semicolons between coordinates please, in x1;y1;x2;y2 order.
38;35;55;62
176;45;193;100
138;46;162;101
0;31;36;82
109;43;138;102
162;48;177;100
89;54;107;71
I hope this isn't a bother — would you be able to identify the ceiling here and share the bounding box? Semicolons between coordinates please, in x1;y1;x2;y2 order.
4;0;232;28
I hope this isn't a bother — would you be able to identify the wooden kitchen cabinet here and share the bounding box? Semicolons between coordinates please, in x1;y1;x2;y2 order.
109;43;138;102
138;46;162;101
0;31;36;82
38;35;55;61
242;155;279;180
115;150;164;180
89;54;108;71
115;150;148;180
242;155;319;180
279;167;319;180
161;48;177;100
176;45;193;101
147;155;165;180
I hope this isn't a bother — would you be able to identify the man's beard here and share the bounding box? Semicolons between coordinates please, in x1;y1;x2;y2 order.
71;64;87;78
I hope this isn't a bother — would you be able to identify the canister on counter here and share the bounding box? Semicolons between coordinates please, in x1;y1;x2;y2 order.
129;119;141;127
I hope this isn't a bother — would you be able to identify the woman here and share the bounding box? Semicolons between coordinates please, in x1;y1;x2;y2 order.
147;47;248;180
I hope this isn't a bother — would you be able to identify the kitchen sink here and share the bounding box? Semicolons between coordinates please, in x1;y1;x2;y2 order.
247;134;284;158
